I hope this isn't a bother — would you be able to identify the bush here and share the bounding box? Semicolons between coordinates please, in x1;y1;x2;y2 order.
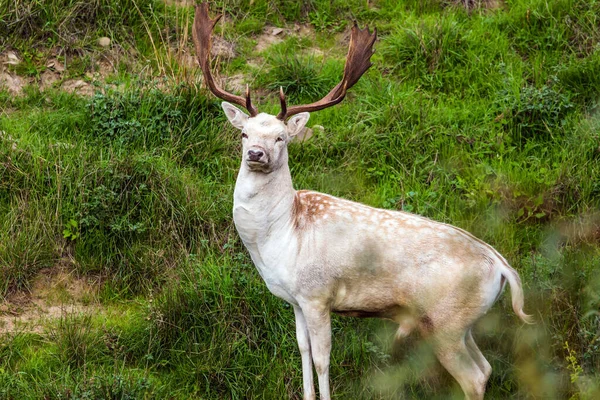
497;76;574;142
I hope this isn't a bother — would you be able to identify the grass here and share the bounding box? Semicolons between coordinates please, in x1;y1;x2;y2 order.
1;0;600;398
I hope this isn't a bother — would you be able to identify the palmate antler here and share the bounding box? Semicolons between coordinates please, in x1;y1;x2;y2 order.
192;2;258;116
276;22;377;120
192;2;377;120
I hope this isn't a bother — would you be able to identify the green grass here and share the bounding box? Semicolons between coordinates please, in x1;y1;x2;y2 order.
1;0;600;398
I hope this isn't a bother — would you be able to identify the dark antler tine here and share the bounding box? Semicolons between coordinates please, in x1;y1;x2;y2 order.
245;85;259;116
245;84;251;111
276;87;287;120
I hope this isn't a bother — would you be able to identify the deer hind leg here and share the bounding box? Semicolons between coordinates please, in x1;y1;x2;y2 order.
432;331;488;400
465;329;492;383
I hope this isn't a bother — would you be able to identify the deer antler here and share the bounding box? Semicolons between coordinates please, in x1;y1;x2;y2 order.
276;22;377;121
193;2;258;116
193;3;376;120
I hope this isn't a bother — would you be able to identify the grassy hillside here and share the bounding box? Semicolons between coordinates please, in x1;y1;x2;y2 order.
1;0;599;398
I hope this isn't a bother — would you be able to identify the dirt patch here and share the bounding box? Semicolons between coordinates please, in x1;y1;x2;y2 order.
224;73;249;93
84;58;117;84
164;0;194;7
293;23;315;38
212;36;236;59
254;24;315;53
40;70;61;90
97;59;115;77
0;268;101;335
61;79;94;96
0;72;29;95
255;26;285;52
2;51;21;66
1;51;27;94
46;58;65;72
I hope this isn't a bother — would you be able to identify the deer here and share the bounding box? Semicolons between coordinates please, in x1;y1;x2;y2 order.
192;3;532;399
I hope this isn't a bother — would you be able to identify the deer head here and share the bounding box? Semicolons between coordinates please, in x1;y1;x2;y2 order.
192;2;376;174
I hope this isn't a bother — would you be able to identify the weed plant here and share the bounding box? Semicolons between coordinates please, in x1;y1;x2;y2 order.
1;0;600;399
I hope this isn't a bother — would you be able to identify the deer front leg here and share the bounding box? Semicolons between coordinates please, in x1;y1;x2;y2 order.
294;305;316;400
301;302;332;400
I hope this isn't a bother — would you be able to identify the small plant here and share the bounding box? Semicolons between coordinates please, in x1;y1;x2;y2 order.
49;313;101;369
74;374;153;399
63;218;79;241
565;341;584;386
76;161;153;241
563;340;598;399
11;50;46;78
309;10;335;31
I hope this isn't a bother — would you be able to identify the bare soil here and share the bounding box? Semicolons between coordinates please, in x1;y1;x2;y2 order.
0;268;101;335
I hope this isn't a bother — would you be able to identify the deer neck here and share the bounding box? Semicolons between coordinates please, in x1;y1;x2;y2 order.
233;159;296;248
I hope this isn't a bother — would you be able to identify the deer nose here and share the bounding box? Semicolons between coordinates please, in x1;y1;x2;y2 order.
247;149;264;161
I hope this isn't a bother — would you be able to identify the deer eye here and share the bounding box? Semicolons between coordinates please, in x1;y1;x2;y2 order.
242;132;248;139
276;136;284;143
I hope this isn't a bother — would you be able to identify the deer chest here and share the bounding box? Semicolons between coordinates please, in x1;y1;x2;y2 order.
233;205;298;305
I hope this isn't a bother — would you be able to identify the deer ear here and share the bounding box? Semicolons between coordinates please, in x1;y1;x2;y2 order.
222;102;249;129
287;112;310;137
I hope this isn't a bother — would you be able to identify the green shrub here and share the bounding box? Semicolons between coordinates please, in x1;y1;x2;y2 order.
497;76;575;142
380;16;467;90
264;54;333;104
88;89;183;147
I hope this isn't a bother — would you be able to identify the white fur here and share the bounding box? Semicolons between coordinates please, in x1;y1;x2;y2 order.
224;104;531;400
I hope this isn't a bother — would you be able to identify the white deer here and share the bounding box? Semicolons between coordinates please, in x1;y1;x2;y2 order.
192;3;531;399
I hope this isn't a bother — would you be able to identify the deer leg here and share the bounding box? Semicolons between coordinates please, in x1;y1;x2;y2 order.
465;329;492;383
302;303;332;400
294;305;316;400
432;332;487;400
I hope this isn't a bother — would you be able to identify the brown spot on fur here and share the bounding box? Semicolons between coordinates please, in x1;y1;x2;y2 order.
420;314;434;334
292;190;334;229
292;191;306;230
